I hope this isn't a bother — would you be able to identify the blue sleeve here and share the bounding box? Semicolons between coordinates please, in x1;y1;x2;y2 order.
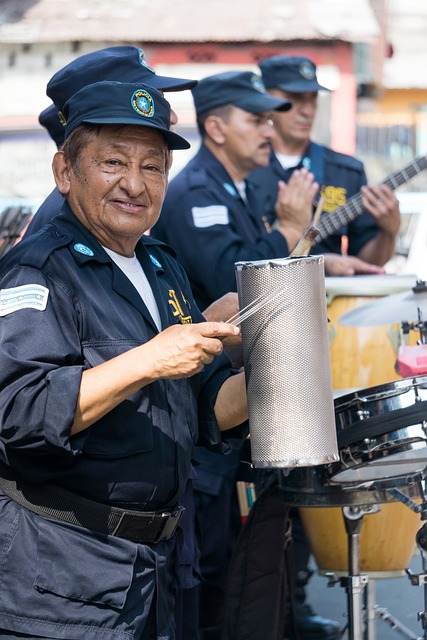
0;264;85;460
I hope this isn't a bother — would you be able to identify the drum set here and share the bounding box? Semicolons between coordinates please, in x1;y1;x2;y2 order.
283;275;427;640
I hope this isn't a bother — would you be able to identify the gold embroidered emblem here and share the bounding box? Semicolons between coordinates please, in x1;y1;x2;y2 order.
168;289;192;324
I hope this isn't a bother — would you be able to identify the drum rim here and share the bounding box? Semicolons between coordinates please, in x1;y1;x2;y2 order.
334;374;427;409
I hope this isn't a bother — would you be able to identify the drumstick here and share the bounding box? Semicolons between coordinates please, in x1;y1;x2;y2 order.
289;226;320;257
289;196;325;257
313;195;325;227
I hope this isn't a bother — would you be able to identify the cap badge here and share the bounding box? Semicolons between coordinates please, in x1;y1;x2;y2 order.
251;74;266;94
138;49;156;74
131;89;155;118
74;243;94;257
299;61;315;80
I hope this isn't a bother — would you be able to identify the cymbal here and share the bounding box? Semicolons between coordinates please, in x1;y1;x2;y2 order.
339;287;427;327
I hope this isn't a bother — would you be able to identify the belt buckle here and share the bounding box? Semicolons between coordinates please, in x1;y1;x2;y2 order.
154;506;185;543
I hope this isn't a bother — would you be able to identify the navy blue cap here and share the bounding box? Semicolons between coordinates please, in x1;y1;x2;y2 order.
259;56;330;93
191;71;291;115
63;81;191;150
47;46;197;111
39;103;66;148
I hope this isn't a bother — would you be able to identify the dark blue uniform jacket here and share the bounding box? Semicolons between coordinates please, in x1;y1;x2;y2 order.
151;144;289;310
250;141;380;256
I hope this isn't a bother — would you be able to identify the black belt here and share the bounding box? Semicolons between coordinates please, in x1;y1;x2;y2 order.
0;461;184;544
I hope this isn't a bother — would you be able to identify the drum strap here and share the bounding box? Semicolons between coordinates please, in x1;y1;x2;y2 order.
337;399;427;448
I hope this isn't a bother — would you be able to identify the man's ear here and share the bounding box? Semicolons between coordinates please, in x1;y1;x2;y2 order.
204;115;227;145
52;150;72;196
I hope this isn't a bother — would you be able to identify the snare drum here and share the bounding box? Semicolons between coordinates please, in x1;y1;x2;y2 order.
326;275;417;390
328;376;427;484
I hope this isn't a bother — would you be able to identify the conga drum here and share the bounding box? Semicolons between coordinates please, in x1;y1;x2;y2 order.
300;274;422;576
326;274;418;390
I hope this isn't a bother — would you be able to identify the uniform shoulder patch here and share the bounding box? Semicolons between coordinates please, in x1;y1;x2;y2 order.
191;205;229;228
0;284;49;316
188;167;208;189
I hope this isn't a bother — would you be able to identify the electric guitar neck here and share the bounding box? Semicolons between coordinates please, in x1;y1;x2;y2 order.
314;155;427;243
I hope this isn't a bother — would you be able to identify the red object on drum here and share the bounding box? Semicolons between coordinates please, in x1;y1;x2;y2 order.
397;344;427;377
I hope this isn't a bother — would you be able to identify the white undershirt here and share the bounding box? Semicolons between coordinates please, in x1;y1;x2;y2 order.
275;153;302;170
103;246;162;331
234;180;248;203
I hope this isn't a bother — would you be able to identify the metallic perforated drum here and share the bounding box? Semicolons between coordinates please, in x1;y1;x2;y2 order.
235;256;339;468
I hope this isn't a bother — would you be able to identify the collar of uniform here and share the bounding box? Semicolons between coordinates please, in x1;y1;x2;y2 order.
53;201;178;272
197;144;241;196
48;201;109;265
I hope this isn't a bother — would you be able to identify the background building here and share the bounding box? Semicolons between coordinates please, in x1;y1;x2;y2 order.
0;0;427;276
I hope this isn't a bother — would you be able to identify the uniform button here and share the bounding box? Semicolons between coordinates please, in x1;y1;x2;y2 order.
55;231;65;238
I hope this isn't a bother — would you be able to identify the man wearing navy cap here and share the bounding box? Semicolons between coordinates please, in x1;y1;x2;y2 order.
251;55;401;272
26;46;197;235
26;47;235;640
0;81;248;640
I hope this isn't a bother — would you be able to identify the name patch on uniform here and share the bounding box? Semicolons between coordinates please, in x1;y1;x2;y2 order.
0;284;49;317
191;205;229;228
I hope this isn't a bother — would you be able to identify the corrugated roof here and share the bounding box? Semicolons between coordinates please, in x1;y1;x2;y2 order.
0;0;379;44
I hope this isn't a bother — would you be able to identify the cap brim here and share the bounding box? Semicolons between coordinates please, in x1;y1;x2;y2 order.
146;74;198;92
237;94;292;113
277;80;330;93
70;117;191;150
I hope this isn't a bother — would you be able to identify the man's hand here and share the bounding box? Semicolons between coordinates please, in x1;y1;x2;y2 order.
274;168;319;250
361;184;401;237
146;322;240;379
324;253;386;277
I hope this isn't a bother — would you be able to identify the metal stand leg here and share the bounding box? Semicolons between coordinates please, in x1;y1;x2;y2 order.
407;522;427;639
343;506;369;640
364;579;418;639
364;580;376;640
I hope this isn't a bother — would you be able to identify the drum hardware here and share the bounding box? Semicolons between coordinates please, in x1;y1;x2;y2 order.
401;308;427;346
398;309;427;378
323;498;424;640
387;479;427;639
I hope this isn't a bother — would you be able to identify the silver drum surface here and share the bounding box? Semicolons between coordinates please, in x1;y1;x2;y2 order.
328;376;427;484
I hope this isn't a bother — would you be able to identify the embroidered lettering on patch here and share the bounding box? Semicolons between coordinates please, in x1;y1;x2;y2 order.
0;284;49;317
191;205;229;228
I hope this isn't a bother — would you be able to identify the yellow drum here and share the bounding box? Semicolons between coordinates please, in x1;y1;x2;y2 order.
326;274;417;390
299;501;421;577
300;274;421;576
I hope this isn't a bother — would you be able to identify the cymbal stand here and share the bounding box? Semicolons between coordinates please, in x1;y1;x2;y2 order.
327;500;420;640
401;308;427;345
389;476;427;639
